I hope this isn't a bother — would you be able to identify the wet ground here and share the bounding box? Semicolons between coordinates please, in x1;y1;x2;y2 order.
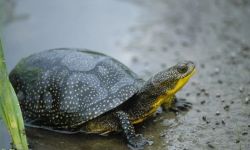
1;0;250;149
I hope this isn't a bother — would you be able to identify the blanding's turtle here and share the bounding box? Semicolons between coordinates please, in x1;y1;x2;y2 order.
9;48;195;148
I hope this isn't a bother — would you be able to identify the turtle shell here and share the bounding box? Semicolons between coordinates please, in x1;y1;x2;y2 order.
9;48;143;131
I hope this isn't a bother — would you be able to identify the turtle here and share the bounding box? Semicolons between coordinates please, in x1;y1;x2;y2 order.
9;48;196;149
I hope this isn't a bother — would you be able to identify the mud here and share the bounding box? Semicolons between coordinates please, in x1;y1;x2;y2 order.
1;0;250;149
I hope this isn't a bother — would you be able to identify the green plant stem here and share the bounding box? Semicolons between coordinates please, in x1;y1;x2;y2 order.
0;39;29;150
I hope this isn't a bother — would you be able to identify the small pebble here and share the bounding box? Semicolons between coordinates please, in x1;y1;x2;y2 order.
160;132;167;137
196;109;201;112
242;45;250;52
215;111;220;116
217;80;223;84
186;93;190;96
221;120;225;125
196;92;201;96
202;116;210;124
200;100;206;105
204;92;209;96
248;124;250;128
216;93;221;98
231;101;234;104
207;142;215;149
224;105;230;111
239;86;244;93
236;139;240;143
215;122;220;125
245;97;250;104
202;116;207;122
200;88;206;92
214;67;220;74
242;132;248;136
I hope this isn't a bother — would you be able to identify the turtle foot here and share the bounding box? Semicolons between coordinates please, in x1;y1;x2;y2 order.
170;98;192;112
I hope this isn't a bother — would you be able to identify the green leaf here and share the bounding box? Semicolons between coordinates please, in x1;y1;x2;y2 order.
0;38;29;150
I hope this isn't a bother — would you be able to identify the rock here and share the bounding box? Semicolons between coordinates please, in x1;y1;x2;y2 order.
224;105;230;111
200;100;206;105
215;111;220;116
196;109;201;112
160;132;167;137
221;120;226;125
216;93;221;98
245;97;250;104
204;92;209;97
202;116;207;122
214;68;220;74
207;142;215;149
200;88;206;92
239;86;244;93
217;80;223;84
202;116;210;124
236;139;240;143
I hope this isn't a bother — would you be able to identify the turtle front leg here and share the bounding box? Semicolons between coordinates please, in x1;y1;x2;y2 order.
161;95;192;112
116;111;148;149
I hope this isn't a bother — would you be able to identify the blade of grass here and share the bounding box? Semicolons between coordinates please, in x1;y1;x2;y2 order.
0;39;29;150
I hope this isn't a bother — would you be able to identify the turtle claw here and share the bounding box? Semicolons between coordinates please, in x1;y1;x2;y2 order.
128;134;150;150
171;98;192;112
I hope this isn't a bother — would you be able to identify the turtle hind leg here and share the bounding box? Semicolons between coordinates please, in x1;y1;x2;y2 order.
161;95;192;112
116;111;149;149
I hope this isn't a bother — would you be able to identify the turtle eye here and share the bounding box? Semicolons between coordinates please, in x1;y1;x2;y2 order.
177;63;188;74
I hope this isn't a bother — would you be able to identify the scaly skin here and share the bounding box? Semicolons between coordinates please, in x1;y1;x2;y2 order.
81;61;196;148
10;49;195;149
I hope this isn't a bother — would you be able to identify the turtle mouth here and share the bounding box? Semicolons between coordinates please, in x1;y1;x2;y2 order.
167;68;196;95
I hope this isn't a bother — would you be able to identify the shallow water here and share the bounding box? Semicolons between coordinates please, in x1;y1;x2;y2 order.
1;0;250;149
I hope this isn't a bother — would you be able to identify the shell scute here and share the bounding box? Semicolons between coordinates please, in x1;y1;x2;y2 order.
9;48;142;131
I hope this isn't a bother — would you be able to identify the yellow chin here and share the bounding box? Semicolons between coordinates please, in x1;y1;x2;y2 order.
167;69;196;95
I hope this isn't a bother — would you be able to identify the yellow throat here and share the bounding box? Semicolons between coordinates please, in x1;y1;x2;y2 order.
167;68;196;95
132;68;196;124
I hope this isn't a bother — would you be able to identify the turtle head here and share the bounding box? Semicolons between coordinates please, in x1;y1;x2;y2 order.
150;61;196;96
128;61;195;124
